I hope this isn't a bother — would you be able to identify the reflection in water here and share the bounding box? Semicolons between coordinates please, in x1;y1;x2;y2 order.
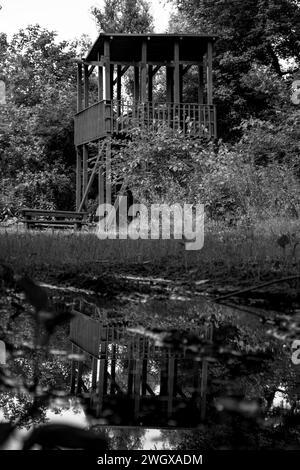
0;340;6;364
69;313;213;428
1;285;300;450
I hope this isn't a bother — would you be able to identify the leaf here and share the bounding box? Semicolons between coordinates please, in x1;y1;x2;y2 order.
22;424;108;450
17;275;48;312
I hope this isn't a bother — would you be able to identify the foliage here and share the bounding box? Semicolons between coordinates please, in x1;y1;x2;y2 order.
168;0;300;139
112;125;300;221
0;26;85;211
91;0;154;33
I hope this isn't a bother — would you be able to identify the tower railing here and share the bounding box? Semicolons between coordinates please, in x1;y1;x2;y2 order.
74;99;217;146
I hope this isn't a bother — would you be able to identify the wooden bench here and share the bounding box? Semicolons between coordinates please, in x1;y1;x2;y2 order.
20;209;88;230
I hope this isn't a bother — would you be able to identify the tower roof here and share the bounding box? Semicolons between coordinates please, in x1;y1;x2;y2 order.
85;33;217;63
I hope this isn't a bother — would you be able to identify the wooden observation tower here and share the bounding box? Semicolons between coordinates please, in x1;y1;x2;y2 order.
74;33;217;212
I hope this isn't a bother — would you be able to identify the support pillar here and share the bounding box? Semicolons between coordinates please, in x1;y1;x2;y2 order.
140;40;147;102
148;65;153;102
174;40;180;104
84;64;89;108
76;147;82;211
77;63;83;112
206;41;213;105
82;144;88;207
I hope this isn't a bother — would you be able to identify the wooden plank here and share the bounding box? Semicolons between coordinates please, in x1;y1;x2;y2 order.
79;141;106;212
21;209;87;217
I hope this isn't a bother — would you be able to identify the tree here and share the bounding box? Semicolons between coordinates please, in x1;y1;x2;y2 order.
0;26;86;211
91;0;154;33
167;0;300;139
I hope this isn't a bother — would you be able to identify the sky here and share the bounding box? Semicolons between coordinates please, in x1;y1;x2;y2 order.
0;0;172;43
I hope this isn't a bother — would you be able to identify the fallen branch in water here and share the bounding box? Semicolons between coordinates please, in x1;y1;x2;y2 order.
215;274;300;301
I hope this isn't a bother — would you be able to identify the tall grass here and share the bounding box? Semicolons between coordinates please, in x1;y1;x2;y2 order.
1;217;300;281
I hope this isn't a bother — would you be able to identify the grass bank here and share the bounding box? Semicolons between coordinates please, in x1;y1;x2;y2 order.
1;217;299;286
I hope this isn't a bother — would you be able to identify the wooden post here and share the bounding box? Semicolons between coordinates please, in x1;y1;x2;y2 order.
140;40;147;102
117;65;122;101
142;359;148;395
77;63;83;112
179;64;183;103
82;144;88;205
111;345;116;394
167;357;175;417
134;359;141;420
117;65;122;118
110;64;114;99
174;40;180;104
98;52;103;101
166;66;174;103
84;64;89;108
207;41;213;105
103;40;111;101
98;142;105;206
134;66;140;103
70;344;76;394
76;147;82;211
92;357;97;391
106;139;111;205
198;62;204;104
148;65;153;102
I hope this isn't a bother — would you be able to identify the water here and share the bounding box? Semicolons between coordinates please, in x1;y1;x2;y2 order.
1;283;300;450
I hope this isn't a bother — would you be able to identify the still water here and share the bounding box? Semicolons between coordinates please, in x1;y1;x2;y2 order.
1;283;299;450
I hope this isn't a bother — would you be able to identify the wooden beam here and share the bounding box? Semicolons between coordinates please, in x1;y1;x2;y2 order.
152;65;161;76
140;40;147;102
174;40;180;103
103;40;111;100
79;141;106;212
77;63;83;112
87;60;202;66
182;64;193;75
207;41;213;105
113;65;129;86
88;65;95;77
76;147;82;211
